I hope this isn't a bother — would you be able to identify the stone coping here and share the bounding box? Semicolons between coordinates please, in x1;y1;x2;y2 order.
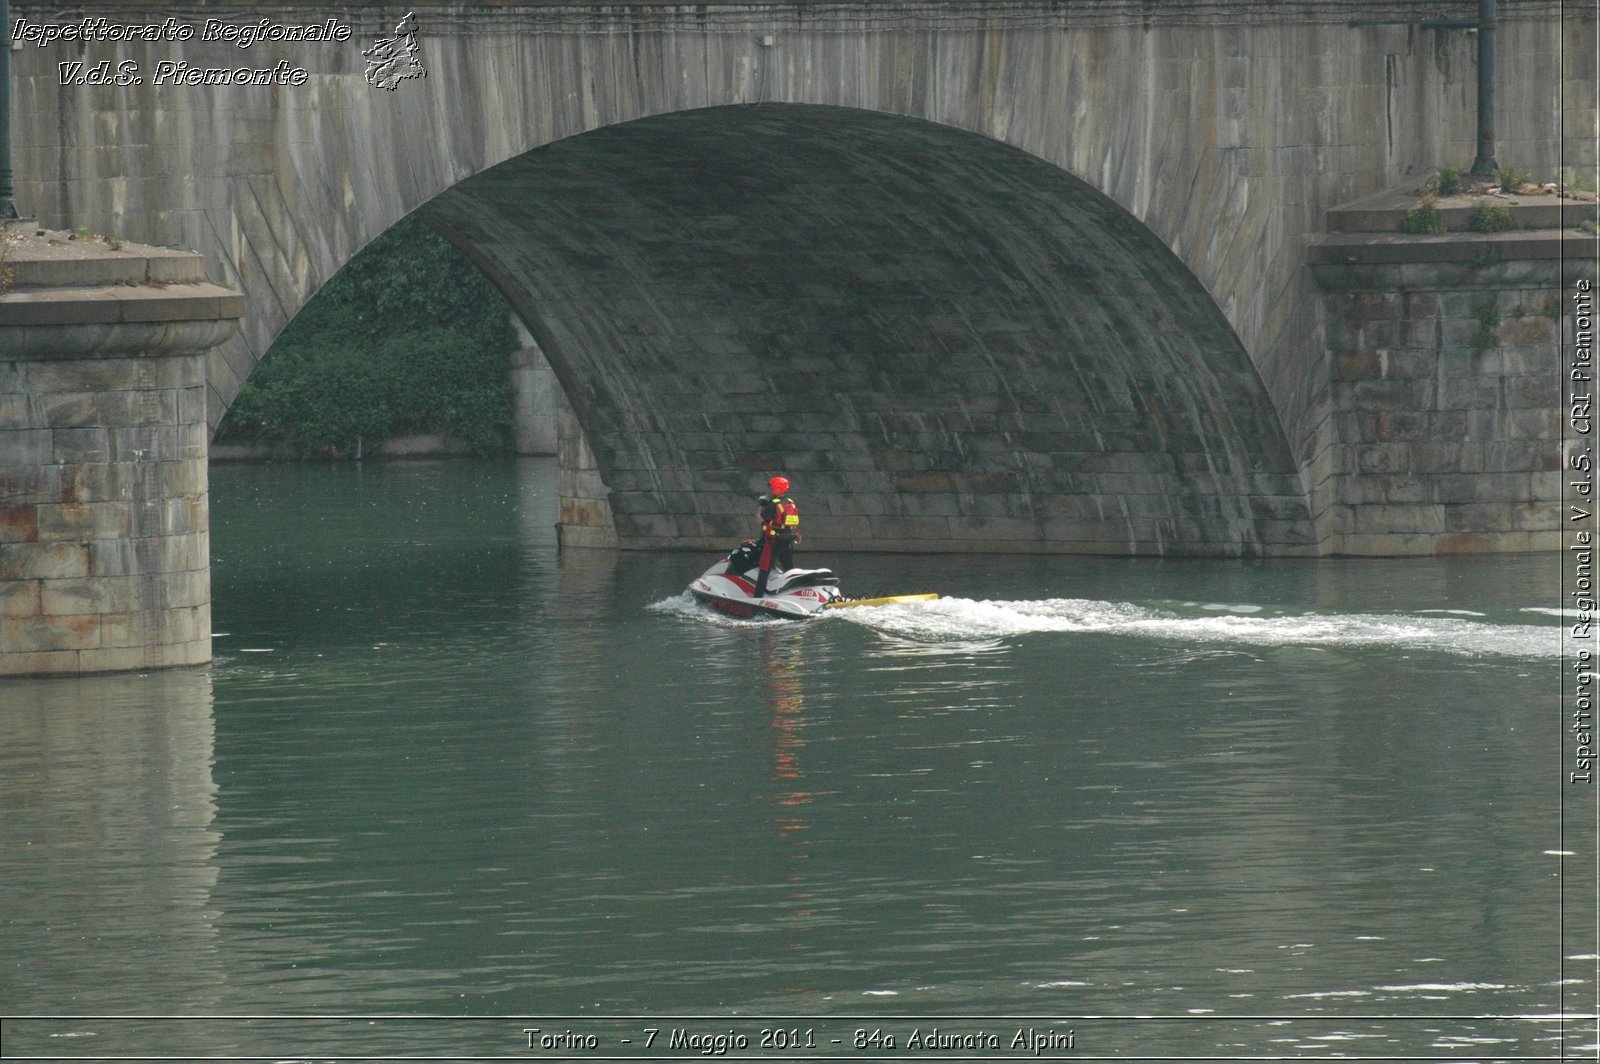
2;225;242;327
1327;184;1600;234
1308;229;1599;266
0;283;245;326
4;224;211;286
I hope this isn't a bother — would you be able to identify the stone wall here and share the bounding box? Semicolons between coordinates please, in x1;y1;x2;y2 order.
509;317;559;456
0;232;240;675
1310;203;1595;554
556;398;617;550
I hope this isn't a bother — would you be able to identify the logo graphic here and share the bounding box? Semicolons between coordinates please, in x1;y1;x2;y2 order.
363;11;425;90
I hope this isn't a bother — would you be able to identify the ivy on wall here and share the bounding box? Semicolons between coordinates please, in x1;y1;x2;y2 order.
217;215;517;457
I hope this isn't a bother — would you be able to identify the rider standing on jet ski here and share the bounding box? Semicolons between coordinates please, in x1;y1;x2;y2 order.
754;475;801;597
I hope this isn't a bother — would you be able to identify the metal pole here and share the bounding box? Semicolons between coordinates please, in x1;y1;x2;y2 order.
1469;0;1498;175
0;0;17;219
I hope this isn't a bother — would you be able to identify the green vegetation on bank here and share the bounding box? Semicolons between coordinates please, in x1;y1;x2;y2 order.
216;215;517;457
1400;162;1598;236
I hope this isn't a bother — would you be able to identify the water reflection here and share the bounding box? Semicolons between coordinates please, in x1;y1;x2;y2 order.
0;669;221;1012
763;629;812;845
1;461;1589;1060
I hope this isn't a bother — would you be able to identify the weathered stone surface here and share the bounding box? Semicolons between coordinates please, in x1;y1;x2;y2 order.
0;505;41;543
0;238;236;675
0;542;91;581
432;105;1316;555
510;317;561;456
0;580;42;619
3;612;101;653
35;501;135;541
0;282;244;328
1313;248;1592;554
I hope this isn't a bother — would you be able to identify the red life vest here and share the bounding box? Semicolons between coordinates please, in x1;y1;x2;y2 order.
763;495;800;538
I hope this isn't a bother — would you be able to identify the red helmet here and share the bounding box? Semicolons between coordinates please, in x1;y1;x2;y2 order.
769;475;790;495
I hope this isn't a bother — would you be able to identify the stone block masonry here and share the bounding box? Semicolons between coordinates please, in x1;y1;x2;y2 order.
556;398;617;550
0;227;242;676
428;106;1320;558
1309;201;1597;555
510;315;559;457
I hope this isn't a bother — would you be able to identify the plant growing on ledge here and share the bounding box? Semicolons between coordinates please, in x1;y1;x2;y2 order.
1436;165;1464;196
1467;243;1500;270
1466;202;1514;233
1400;190;1445;234
1400;206;1445;234
1471;301;1500;352
1495;163;1532;194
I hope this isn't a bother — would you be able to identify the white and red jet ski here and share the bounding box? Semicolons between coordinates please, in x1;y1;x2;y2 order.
687;543;843;620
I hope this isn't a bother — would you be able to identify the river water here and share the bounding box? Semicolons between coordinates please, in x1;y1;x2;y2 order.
2;458;1594;1062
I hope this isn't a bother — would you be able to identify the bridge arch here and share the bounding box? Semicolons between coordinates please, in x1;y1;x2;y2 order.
423;103;1311;554
12;0;1577;555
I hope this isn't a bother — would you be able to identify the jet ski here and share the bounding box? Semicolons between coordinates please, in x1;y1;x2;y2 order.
688;542;843;620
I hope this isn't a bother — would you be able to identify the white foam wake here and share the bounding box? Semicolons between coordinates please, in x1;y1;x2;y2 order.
830;596;1563;659
646;592;771;628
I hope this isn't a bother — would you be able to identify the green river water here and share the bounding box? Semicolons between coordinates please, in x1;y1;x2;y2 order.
1;458;1594;1062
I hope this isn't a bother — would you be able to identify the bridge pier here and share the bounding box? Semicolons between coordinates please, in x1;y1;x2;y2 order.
1309;196;1596;554
0;229;241;676
556;397;617;550
510;316;559;457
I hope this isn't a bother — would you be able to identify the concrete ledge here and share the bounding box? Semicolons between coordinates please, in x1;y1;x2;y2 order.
1327;187;1599;234
4;224;208;277
0;319;241;358
9;248;209;288
1;228;240;347
1309;229;1600;267
0;284;246;328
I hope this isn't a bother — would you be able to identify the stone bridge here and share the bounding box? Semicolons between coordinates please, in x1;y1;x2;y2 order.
1;0;1595;672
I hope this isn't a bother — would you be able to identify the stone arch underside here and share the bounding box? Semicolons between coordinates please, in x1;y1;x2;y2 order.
424;105;1313;557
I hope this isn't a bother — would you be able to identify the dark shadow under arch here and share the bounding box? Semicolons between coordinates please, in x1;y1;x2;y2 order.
423;104;1313;556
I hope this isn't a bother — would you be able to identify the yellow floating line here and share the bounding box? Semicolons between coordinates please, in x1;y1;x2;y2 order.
825;593;940;610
